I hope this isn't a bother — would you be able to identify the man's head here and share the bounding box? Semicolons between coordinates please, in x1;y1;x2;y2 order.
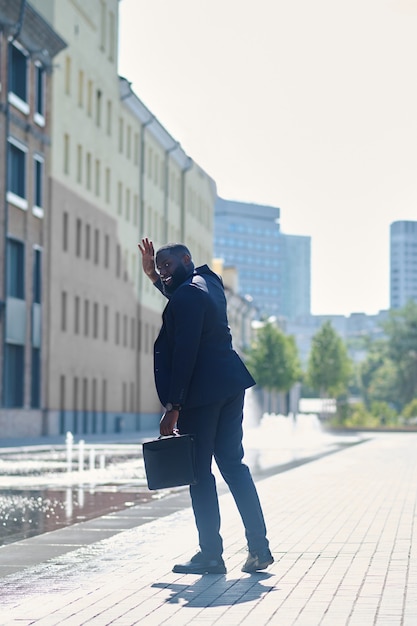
155;243;194;295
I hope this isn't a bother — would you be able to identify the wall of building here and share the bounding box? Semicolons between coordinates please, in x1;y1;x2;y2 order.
1;0;216;437
0;0;66;436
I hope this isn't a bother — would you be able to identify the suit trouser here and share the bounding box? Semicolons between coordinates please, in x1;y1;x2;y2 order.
178;391;269;559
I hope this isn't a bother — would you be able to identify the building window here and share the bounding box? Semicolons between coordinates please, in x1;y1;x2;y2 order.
4;345;24;407
7;238;25;298
7;138;27;210
63;133;70;175
109;11;115;62
74;296;80;334
133;194;138;226
122;382;127;412
104;234;110;268
105;167;111;203
134;133;139;165
84;300;89;336
31;347;41;408
95;159;100;196
100;0;107;51
147;147;152;179
127;125;131;159
63;212;69;251
33;156;44;217
34;63;45;125
77;144;83;183
129;318;134;350
123;314;127;346
116;244;121;277
61;291;67;331
125;188;130;221
130;382;134;412
93;302;99;338
33;248;42;304
76;218;82;257
137;319;141;352
85;223;91;259
86;152;92;190
106;100;112;135
8;42;28;112
102;379;107;431
65;56;71;95
94;229;99;264
59;375;66;433
117;181;123;214
103;304;108;341
87;80;93;116
96;89;102;126
115;311;120;345
73;377;79;434
78;70;84;107
118;118;124;153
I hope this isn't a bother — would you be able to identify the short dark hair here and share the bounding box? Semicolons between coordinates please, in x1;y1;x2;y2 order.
156;243;192;260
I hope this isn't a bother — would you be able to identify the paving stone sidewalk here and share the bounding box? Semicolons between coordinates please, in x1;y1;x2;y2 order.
0;432;416;625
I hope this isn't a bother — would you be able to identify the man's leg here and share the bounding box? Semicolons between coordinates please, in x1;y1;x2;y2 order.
214;392;272;561
178;404;224;560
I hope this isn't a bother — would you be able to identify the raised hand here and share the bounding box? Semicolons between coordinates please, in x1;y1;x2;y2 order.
138;238;159;282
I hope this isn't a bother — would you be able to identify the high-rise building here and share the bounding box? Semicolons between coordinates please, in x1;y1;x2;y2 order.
390;220;417;309
214;197;311;321
280;234;311;321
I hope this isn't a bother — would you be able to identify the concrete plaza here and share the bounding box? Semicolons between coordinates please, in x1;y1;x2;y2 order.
0;430;416;625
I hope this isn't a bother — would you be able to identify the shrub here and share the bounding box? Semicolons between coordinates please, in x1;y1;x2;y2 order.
343;403;380;428
402;398;417;422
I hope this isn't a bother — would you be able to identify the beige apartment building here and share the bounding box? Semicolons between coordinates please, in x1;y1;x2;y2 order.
3;0;215;437
0;1;66;436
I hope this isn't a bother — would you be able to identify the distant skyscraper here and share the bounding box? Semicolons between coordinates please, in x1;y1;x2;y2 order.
280;234;311;321
214;197;311;320
390;220;417;309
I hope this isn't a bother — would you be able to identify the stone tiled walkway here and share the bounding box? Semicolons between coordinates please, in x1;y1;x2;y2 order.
0;432;416;625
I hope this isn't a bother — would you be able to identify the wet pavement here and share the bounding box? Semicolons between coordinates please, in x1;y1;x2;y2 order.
0;430;416;625
0;416;363;556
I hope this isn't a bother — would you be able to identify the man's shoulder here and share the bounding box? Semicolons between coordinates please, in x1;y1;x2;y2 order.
170;279;208;305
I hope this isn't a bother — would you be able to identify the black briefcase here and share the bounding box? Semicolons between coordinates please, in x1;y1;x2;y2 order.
142;434;197;490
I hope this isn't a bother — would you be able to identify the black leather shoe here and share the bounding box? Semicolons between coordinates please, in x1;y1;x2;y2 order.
172;552;226;575
242;549;274;573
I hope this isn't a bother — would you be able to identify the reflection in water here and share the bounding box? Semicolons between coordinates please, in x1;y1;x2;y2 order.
0;414;361;548
0;487;154;546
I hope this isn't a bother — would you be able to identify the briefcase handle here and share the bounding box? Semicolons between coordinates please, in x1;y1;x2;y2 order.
158;429;180;439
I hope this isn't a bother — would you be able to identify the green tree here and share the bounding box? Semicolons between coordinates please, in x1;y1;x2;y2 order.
383;300;417;408
402;398;417;423
359;341;398;407
306;321;351;398
245;321;301;407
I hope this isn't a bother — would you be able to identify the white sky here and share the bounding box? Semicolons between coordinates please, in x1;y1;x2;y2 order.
118;0;417;316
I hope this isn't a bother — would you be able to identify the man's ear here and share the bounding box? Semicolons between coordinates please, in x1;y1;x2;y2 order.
183;253;192;265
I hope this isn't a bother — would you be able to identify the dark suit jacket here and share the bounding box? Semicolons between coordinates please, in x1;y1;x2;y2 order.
153;265;255;409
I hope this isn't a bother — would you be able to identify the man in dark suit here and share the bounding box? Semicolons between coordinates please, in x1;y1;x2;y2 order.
139;238;273;575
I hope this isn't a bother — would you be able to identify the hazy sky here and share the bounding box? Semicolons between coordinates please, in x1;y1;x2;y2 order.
118;0;417;316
